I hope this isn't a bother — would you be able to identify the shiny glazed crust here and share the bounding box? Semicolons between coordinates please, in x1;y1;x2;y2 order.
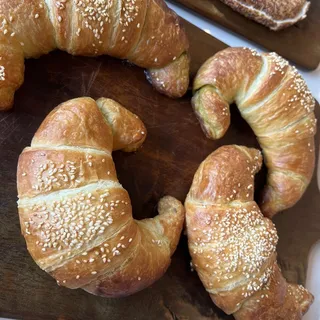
0;0;190;110
220;0;310;30
17;97;185;297
192;47;316;218
185;145;314;319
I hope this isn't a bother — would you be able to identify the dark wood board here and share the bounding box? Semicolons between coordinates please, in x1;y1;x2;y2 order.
0;20;319;320
173;0;320;70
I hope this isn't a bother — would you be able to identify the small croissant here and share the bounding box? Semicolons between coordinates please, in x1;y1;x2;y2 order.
185;145;313;319
192;47;317;217
17;97;185;297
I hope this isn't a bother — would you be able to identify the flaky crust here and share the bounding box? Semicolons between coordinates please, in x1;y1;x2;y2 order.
0;0;189;110
220;0;310;31
17;97;185;297
192;47;316;218
185;145;313;319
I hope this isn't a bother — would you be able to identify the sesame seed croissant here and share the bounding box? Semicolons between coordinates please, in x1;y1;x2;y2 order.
0;0;190;111
185;145;313;319
17;97;185;297
192;47;317;218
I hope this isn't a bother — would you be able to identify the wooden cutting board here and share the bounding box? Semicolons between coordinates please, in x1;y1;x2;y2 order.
0;20;319;320
173;0;320;70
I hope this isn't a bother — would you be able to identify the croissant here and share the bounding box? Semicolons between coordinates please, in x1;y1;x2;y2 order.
0;0;190;111
192;47;317;218
219;0;310;30
185;145;314;319
17;97;185;297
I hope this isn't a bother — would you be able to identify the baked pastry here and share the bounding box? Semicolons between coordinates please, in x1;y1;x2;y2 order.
192;47;316;218
0;0;190;111
17;97;185;297
220;0;310;30
185;145;314;319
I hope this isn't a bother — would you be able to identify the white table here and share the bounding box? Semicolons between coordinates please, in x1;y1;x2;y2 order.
166;2;320;319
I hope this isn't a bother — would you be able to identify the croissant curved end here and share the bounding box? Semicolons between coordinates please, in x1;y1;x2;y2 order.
260;173;309;218
96;97;147;152
155;195;185;255
192;86;230;140
146;53;190;98
82;196;184;298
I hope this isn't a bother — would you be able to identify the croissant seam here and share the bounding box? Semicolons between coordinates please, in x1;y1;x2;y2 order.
18;180;123;205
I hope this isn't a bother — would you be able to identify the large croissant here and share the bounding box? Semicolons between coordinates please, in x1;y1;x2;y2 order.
0;0;189;110
185;145;313;319
17;97;185;297
219;0;310;30
192;47;317;218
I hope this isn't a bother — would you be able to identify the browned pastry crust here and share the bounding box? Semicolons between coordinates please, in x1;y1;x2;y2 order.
17;97;185;297
220;0;310;31
192;47;316;218
0;0;190;111
185;145;314;319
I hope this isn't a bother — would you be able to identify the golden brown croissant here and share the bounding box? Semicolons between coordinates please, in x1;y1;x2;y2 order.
0;0;190;111
17;97;185;297
220;0;310;30
192;47;317;218
185;145;313;319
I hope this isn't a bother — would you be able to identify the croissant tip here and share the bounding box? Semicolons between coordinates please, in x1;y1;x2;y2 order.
158;195;184;215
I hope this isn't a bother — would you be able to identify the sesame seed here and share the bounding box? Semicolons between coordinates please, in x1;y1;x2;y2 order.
35;14;39;19
76;275;80;279
91;271;97;275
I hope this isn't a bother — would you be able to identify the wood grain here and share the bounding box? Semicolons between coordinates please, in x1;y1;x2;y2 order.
173;0;320;70
0;20;318;320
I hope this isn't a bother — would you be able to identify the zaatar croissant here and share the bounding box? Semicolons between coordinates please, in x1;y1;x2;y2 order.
219;0;310;30
0;0;190;111
192;47;317;218
185;145;313;319
17;97;185;297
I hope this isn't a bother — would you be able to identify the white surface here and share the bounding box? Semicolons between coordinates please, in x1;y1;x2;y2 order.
166;1;320;319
